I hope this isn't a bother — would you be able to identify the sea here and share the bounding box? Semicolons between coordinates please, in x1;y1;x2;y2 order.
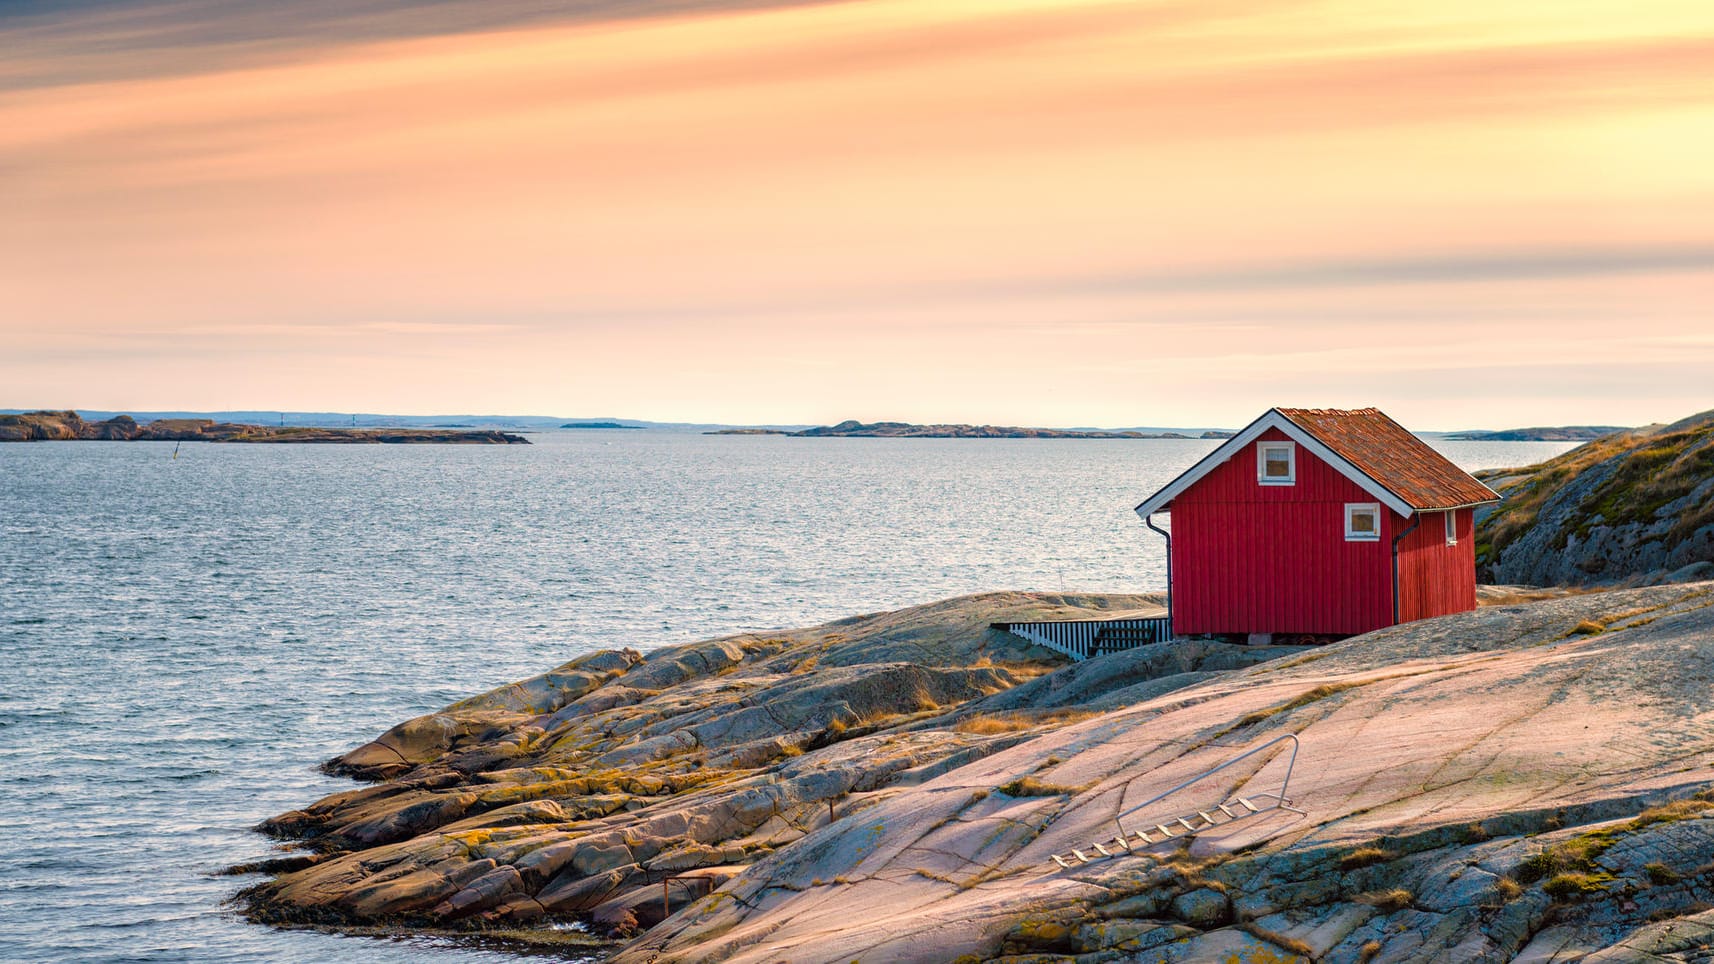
0;431;1576;963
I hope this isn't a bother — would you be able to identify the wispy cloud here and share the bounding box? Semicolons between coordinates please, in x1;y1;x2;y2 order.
1001;243;1714;298
0;0;839;87
2;0;1712;425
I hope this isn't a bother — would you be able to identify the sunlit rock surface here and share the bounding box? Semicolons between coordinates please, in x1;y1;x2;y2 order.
242;586;1714;963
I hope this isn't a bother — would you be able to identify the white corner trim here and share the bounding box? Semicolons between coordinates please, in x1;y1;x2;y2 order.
1135;409;1416;518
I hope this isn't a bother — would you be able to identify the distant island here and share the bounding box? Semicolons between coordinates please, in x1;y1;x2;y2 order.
560;421;643;430
1443;425;1627;441
707;419;1233;439
0;411;528;444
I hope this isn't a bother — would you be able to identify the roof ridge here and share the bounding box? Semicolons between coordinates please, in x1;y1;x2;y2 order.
1275;406;1383;416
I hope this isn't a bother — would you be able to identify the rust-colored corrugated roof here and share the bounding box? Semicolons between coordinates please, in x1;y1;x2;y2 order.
1276;407;1499;509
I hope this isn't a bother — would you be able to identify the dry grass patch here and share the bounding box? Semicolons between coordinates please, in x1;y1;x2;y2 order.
1338;846;1395;871
957;709;1101;736
1644;862;1681;885
1493;877;1523;902
1479;586;1600;607
1238;681;1363;728
1358;940;1383;963
954;714;1033;735
1517;834;1612;883
1041;708;1103;725
1543;872;1612;899
1566;604;1675;639
1354;889;1412;912
992;660;1061;682
1626;798;1714;831
999;776;1087;797
1157;848;1231;893
1237;923;1314;958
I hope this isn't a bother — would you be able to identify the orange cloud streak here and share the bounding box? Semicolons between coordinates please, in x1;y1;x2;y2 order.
3;0;1712;424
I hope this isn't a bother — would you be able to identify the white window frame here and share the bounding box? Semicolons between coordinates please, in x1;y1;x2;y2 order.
1444;510;1458;546
1345;503;1381;541
1256;441;1296;485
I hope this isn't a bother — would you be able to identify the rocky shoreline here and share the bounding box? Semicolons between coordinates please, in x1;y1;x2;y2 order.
0;411;528;444
237;585;1714;962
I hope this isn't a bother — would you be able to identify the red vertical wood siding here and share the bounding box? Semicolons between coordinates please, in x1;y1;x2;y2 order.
1168;428;1397;636
1395;507;1479;622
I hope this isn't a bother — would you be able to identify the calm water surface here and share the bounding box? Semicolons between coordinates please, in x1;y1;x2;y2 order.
0;432;1574;962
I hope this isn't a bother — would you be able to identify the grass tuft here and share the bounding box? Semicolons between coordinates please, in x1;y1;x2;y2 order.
1238;682;1361;727
1354;888;1412;912
1339;846;1395;871
1237;923;1314;958
1516;834;1612;883
954;713;1032;735
1543;872;1612;899
998;776;1084;797
1644;862;1681;885
1626;799;1714;831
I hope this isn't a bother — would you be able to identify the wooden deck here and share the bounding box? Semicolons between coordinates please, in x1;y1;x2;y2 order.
993;612;1173;661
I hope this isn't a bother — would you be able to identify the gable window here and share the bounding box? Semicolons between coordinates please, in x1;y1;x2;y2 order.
1345;503;1380;541
1257;441;1296;485
1444;510;1458;545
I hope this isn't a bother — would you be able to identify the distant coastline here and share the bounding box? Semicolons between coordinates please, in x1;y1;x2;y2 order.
0;411;528;444
1441;425;1627;441
1;407;1631;442
706;419;1236;439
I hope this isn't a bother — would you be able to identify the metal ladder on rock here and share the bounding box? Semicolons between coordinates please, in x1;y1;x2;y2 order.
1049;733;1306;869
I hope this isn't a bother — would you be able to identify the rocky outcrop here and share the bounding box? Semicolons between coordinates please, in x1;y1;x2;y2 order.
1476;409;1714;586
622;583;1714;963
237;592;1302;940
0;411;528;443
241;586;1714;963
0;410;90;440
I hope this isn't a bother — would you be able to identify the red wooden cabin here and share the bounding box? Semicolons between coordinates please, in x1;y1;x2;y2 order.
1134;407;1500;640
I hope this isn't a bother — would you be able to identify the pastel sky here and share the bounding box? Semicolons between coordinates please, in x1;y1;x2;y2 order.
4;0;1711;428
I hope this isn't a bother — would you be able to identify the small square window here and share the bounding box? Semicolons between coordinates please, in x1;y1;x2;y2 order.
1257;441;1295;485
1445;511;1458;545
1345;503;1380;541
